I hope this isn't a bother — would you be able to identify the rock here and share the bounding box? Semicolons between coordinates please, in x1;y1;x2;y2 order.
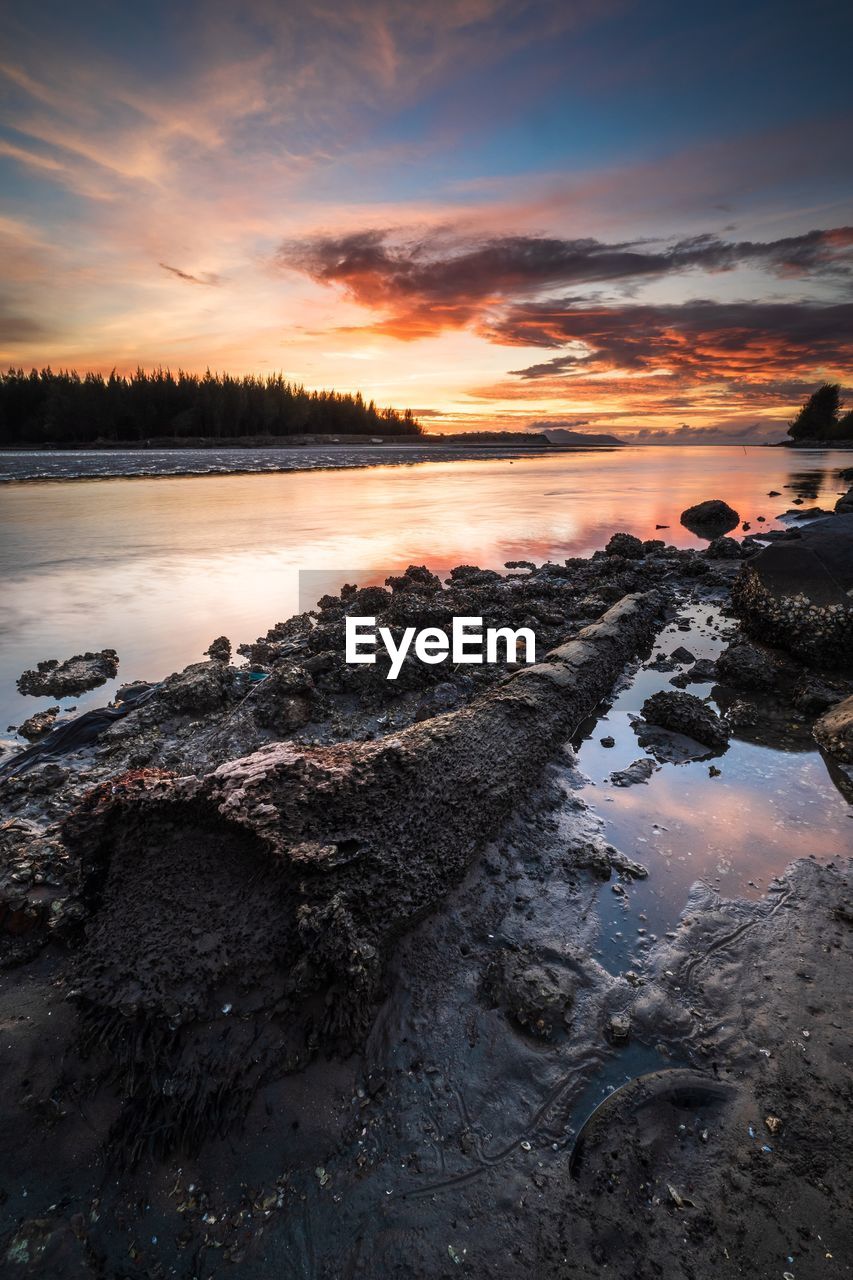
252;664;316;734
768;490;781;496
571;843;612;879
634;717;718;763
447;564;501;586
731;515;853;666
570;841;645;881
671;657;716;687
605;532;644;559
504;559;535;570
647;652;676;671
610;757;657;786
640;690;729;752
606;1013;631;1044
204;635;232;662
151;661;233;715
413;681;461;722
716;639;794;690
485;952;576;1040
705;536;742;559
608;850;648;879
814;696;853;762
17;649;119;698
18;708;60;741
600;735;615;748
835;486;853;513
685;657;717;683
302;651;334;675
670;646;696;664
680;499;739;537
792;677;850;716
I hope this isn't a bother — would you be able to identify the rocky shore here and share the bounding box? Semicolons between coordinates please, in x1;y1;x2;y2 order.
0;505;851;1278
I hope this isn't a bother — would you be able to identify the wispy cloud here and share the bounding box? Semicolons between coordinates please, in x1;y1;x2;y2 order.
159;262;221;285
1;0;852;433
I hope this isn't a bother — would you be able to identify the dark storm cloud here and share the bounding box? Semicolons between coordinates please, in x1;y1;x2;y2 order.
280;226;853;338
498;300;853;380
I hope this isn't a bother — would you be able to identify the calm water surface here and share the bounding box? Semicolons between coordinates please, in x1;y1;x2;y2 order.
1;444;850;899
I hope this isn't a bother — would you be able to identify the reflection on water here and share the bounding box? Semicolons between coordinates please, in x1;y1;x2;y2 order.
574;602;852;974
0;446;849;739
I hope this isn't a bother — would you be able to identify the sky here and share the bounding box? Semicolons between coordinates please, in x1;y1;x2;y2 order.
1;0;851;441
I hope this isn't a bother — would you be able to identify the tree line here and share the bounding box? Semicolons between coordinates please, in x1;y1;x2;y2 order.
788;384;853;442
0;367;423;446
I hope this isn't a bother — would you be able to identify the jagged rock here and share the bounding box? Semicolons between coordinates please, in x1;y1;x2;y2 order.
204;635;232;662
685;657;717;683
447;564;501;586
386;565;443;593
732;515;853;666
705;536;742;559
605;532;644;559
608;849;648;879
252;664;316;735
610;757;657;786
18;708;60;741
149;660;233;715
792;677;850;716
640;690;729;751
716;639;795;690
671;646;695;664
788;506;834;520
680;500;739;537
17;650;119;698
571;842;612;878
814;696;853;762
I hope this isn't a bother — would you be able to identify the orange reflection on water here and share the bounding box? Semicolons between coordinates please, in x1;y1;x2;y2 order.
0;446;849;732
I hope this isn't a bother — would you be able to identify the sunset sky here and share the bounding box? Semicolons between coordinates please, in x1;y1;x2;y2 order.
1;0;851;440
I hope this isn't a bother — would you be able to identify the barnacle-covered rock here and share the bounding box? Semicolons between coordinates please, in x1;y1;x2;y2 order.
814;695;853;762
732;515;853;667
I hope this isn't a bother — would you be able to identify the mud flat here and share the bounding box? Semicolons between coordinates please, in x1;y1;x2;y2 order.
0;520;851;1277
0;441;574;483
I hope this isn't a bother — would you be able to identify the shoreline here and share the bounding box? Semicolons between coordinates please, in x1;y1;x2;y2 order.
1;511;851;1276
0;441;616;484
5;439;853;486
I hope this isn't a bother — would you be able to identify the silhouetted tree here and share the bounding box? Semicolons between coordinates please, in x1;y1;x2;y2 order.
836;409;853;440
0;367;423;446
788;383;841;441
